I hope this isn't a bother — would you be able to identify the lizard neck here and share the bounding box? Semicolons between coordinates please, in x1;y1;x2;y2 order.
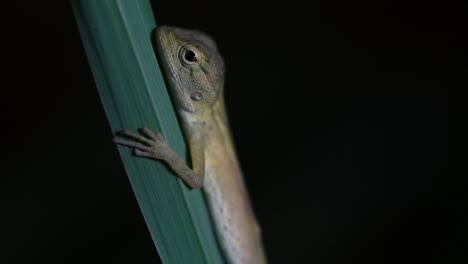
178;95;238;159
177;90;229;139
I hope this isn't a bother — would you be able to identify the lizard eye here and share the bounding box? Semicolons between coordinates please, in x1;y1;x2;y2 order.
181;48;199;65
184;50;197;62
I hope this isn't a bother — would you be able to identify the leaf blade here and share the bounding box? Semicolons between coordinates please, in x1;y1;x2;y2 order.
71;1;225;263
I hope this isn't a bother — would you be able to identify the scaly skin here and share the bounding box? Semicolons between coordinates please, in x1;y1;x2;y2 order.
114;26;267;264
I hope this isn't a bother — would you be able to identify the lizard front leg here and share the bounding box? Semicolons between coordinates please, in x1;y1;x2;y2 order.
113;128;204;189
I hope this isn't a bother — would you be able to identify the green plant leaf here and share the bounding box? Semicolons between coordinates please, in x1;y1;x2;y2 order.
71;1;225;263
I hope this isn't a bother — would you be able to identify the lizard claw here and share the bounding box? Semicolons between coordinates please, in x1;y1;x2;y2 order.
139;128;167;146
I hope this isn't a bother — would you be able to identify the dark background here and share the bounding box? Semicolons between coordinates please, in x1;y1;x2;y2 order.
4;1;461;263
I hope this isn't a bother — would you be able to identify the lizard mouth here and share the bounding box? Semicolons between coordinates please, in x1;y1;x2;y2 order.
155;26;197;113
155;26;178;79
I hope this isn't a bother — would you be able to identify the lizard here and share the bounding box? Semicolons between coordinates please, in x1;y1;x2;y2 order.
113;26;267;264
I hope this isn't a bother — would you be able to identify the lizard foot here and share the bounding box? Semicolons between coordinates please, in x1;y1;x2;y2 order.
113;128;169;160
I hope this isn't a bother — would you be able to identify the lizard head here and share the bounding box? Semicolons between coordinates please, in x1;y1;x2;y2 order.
155;26;225;115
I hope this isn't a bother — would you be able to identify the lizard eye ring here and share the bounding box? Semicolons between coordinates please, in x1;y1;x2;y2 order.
180;47;199;65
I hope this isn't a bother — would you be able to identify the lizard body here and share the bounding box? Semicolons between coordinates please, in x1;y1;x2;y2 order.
114;26;267;264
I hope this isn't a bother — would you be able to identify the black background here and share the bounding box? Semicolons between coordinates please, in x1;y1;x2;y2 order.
4;1;461;263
